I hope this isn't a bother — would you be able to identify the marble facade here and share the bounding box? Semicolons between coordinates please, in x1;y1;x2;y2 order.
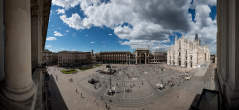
167;35;210;68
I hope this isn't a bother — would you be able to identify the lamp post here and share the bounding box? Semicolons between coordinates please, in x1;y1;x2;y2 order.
109;68;112;90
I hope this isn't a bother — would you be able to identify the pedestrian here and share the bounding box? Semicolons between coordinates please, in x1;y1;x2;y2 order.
56;75;58;81
75;88;78;94
81;92;84;98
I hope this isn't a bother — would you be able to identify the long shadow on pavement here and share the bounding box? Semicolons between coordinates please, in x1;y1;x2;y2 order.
45;74;68;110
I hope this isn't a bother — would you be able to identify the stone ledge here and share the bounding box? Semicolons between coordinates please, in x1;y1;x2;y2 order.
0;84;35;110
0;68;46;110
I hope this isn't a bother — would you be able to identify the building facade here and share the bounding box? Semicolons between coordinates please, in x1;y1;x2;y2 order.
42;49;167;66
149;52;167;63
57;51;92;67
135;48;150;64
97;51;133;64
42;50;58;66
96;48;166;64
167;35;210;68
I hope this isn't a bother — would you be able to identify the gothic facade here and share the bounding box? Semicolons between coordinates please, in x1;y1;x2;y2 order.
167;35;210;68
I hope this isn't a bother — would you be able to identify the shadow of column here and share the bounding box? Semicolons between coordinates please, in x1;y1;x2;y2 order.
45;74;68;110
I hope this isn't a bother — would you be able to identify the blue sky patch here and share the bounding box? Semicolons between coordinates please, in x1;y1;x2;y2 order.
45;1;217;54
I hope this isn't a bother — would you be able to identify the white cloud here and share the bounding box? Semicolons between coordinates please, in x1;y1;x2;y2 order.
52;0;81;9
71;49;77;51
185;1;217;53
114;25;133;39
46;45;52;48
47;47;63;52
54;31;63;37
56;9;65;14
59;0;191;36
120;39;170;51
46;37;57;41
60;14;89;30
90;41;95;44
194;0;216;7
54;0;217;53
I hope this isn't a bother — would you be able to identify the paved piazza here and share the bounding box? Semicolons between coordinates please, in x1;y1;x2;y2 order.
47;63;215;110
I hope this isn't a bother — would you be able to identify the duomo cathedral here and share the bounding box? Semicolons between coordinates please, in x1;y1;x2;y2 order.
167;34;210;68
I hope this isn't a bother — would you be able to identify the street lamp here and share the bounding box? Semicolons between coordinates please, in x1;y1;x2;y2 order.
107;65;115;96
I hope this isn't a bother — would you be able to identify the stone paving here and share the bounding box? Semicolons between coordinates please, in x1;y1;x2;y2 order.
47;63;215;110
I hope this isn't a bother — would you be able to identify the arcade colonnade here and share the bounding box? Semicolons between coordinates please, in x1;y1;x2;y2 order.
217;0;239;109
0;0;51;102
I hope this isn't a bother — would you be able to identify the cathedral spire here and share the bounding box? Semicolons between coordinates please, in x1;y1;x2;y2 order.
195;33;200;45
195;33;199;41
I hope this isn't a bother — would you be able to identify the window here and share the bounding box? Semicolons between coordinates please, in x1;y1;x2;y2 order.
205;53;207;61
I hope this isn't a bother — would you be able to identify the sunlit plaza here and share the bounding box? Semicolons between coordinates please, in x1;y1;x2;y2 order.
47;63;215;110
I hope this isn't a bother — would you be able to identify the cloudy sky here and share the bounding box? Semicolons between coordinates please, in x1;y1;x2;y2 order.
45;0;217;53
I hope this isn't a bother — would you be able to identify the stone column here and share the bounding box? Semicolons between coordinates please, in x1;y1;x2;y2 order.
181;43;185;67
170;52;173;65
171;54;174;65
129;55;131;64
145;53;147;64
0;0;4;81
192;49;197;68
31;15;39;69
167;51;170;65
187;53;190;68
181;52;185;67
31;12;43;69
136;52;138;64
217;0;239;109
37;20;43;66
3;0;35;101
174;51;178;66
